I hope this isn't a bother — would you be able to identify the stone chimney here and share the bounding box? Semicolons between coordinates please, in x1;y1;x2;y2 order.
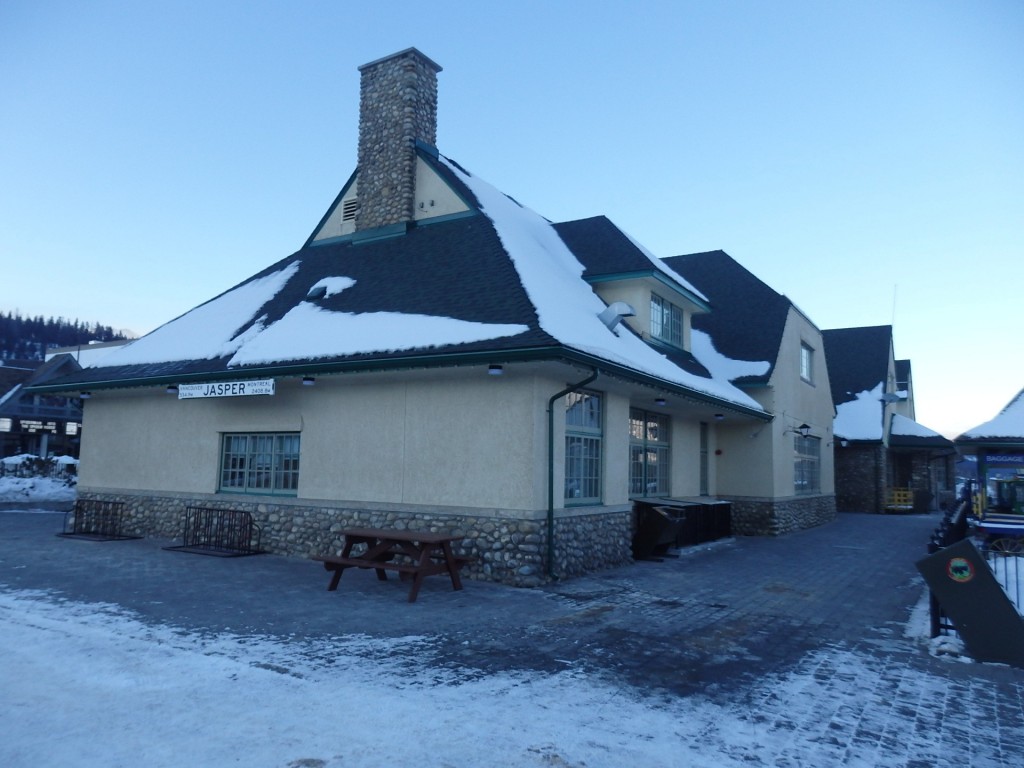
356;48;442;231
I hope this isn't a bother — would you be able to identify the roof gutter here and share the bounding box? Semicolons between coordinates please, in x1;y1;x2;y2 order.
546;367;599;581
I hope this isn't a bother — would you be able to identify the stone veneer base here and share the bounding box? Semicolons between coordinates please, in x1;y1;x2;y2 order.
74;490;632;587
729;494;837;536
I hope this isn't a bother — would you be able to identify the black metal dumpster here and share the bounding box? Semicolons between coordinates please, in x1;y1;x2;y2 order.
631;500;681;560
632;498;732;559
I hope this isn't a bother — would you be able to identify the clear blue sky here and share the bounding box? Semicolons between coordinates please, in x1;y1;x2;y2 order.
2;0;1021;438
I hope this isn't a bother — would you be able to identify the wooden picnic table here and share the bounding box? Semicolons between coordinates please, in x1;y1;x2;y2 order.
312;527;469;603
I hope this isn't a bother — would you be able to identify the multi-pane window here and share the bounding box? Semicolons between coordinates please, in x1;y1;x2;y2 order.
220;433;300;495
650;293;683;347
800;342;814;383
565;390;602;504
629;408;670;496
794;434;820;495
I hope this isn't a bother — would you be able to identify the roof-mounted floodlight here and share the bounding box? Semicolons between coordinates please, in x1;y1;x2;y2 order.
598;301;636;332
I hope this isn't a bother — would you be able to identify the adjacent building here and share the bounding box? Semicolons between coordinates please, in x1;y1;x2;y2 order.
0;355;83;459
823;325;954;513
955;388;1024;508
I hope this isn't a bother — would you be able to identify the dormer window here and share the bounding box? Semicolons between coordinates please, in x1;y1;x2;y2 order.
650;293;683;347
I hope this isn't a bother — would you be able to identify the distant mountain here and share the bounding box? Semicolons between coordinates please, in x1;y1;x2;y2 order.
0;310;131;362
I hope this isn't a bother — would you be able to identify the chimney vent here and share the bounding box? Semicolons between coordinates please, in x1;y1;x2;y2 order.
356;48;442;231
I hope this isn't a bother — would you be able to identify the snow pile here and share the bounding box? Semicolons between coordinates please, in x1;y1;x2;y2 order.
959;387;1024;439
833;383;884;440
0;476;75;503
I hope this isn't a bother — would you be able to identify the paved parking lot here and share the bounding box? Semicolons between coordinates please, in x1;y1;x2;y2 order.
2;509;1023;766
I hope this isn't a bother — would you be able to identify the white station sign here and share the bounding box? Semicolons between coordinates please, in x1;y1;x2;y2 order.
178;379;276;399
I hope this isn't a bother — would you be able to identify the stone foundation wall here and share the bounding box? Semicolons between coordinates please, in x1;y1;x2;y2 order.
74;490;632;587
834;445;886;513
729;494;837;536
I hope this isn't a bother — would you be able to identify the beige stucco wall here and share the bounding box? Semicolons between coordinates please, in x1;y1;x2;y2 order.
714;307;835;498
80;369;554;512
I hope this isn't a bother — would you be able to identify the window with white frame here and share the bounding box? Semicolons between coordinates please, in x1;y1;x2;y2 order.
629;408;670;496
800;342;814;383
220;432;300;495
565;390;602;504
794;434;820;494
650;293;683;347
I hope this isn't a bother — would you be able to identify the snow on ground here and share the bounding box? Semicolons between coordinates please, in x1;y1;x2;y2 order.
0;475;75;503
0;586;985;768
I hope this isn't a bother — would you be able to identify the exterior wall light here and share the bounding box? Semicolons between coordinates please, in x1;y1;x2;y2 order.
302;376;316;386
488;365;504;376
654;398;667;406
166;385;179;395
79;392;92;399
714;413;725;421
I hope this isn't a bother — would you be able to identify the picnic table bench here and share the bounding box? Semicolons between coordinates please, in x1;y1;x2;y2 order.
313;527;471;603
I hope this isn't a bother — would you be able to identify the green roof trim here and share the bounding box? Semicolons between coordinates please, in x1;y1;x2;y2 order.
584;270;711;313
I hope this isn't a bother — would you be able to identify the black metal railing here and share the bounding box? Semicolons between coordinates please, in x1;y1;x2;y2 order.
59;499;139;541
926;496;971;637
164;506;265;557
926;491;1024;637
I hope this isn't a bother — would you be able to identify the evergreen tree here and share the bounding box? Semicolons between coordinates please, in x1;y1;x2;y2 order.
0;310;130;361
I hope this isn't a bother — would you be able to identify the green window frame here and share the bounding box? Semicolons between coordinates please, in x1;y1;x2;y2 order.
629;408;670;496
651;293;683;348
219;432;300;496
565;390;602;505
794;434;820;495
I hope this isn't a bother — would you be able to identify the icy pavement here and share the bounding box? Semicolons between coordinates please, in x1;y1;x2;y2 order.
1;510;1022;767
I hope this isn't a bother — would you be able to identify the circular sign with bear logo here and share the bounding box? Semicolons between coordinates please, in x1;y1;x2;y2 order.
946;556;974;583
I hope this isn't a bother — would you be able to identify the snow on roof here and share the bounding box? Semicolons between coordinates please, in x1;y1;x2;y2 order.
227;302;528;366
618;228;707;302
308;276;356;299
960;388;1024;439
890;413;943;439
95;263;302;366
834;382;884;440
89;262;528;369
690;330;770;384
443;157;763;411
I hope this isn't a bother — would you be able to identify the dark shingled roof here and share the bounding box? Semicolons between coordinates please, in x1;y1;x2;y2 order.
31;148;768;418
661;250;792;385
44;212;557;389
553;216;709;310
822;325;893;407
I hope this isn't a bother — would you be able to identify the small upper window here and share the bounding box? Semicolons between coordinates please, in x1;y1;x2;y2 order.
800;342;814;383
651;293;683;347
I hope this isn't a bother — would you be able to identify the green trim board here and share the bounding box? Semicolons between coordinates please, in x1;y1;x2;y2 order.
27;345;770;421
